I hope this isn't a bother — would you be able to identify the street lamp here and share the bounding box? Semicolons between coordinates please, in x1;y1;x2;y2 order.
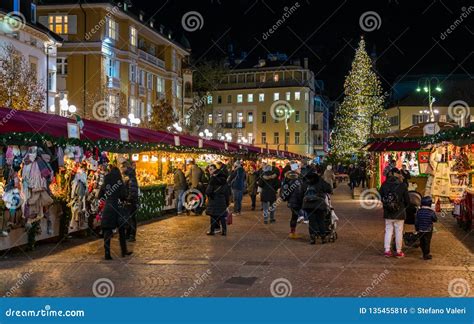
415;77;442;122
121;113;141;126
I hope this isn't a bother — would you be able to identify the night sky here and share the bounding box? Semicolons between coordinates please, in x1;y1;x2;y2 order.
133;0;473;99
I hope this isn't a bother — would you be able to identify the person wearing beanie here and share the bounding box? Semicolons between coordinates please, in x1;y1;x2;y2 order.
281;161;305;237
415;196;437;260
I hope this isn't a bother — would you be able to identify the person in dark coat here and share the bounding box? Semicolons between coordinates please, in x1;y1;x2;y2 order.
99;166;132;260
258;165;280;224
206;165;230;236
348;164;359;190
246;163;258;211
173;164;187;215
121;161;139;242
228;161;246;214
400;164;411;186
282;162;291;179
379;168;410;258
281;162;305;238
303;171;333;244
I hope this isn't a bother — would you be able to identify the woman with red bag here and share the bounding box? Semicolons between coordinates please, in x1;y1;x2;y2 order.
205;164;231;236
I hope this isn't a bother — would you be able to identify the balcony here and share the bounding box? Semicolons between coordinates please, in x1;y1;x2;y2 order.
219;122;246;129
107;76;120;89
138;49;165;69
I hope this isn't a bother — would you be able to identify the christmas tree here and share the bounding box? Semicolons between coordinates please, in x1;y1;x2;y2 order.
149;99;176;131
331;37;389;158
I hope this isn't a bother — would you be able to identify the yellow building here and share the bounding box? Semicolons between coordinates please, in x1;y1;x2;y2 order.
37;1;191;124
203;61;321;156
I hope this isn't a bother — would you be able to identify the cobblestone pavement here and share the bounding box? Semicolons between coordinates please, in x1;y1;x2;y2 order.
1;183;472;297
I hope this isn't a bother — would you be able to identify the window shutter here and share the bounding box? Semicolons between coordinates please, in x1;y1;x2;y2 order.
38;16;48;27
68;15;77;34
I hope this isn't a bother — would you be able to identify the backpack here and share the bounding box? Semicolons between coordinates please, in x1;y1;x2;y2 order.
382;188;401;213
302;185;327;211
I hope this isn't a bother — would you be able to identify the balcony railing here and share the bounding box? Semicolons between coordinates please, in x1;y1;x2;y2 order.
219;122;246;129
107;76;120;89
138;49;165;69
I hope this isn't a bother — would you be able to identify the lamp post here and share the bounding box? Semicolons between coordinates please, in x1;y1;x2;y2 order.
416;77;442;122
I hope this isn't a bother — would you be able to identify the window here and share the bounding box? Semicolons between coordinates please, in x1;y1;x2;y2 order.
295;132;300;144
285;131;290;144
217;95;222;104
285;92;291;101
217;112;223;123
138;69;145;86
237;112;244;127
129;65;136;82
207;95;213;104
57;57;67;75
106;58;118;78
130;27;137;47
237;94;243;103
47;71;55;91
106;17;118;40
389;115;399;126
227;95;232;104
304;92;309;101
274;74;280;82
208;113;213;125
261;132;266;144
274;132;279;144
177;83;182;99
156;77;164;93
295;111;300;123
247;94;253;102
412;114;428;125
31;3;37;23
108;94;118;118
273;93;279;101
295;91;301;100
259;74;266;82
130;97;137;117
247;112;253;123
49;14;68;34
147;73;152;89
248;133;253;144
226;112;232;123
258;93;265;102
262;112;267;123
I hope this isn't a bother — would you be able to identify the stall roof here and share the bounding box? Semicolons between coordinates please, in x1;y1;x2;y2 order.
0;107;302;158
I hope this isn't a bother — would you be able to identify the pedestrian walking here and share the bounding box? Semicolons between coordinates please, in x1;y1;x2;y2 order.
348;164;359;190
186;159;203;190
258;164;279;224
246;163;258;211
281;162;305;238
99;166;132;260
379;168;410;258
173;164;187;215
228;161;246;214
322;165;335;189
120;161;139;242
401;164;411;185
302;171;332;244
415;196;437;260
206;165;230;236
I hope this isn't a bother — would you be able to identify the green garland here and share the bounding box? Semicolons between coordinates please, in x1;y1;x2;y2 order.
137;184;167;222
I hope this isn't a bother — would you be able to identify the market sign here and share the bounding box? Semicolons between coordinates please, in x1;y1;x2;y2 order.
423;123;441;136
67;123;80;139
198;139;203;148
174;135;180;146
119;128;129;142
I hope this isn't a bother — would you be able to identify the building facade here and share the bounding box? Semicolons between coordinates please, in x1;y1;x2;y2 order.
37;1;191;124
386;75;473;132
203;61;316;156
0;0;61;112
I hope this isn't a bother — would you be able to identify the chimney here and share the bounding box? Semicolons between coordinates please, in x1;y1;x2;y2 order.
304;57;308;69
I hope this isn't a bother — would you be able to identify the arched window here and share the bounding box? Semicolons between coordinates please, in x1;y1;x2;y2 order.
184;82;192;98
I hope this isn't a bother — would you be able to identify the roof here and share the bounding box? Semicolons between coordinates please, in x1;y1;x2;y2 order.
0;9;62;42
38;0;189;52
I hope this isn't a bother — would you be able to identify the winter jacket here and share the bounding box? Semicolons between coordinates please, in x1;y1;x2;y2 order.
282;164;291;178
281;171;304;209
173;169;187;191
379;176;410;220
186;164;203;189
258;171;280;202
228;166;246;190
322;169;335;188
415;207;438;232
206;172;230;217
303;173;333;203
348;167;359;181
124;167;139;206
246;170;258;196
99;170;127;229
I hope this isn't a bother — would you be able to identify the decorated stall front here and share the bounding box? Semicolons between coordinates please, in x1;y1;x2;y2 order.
0;107;303;251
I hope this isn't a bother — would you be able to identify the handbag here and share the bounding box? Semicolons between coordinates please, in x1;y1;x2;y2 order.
226;209;233;225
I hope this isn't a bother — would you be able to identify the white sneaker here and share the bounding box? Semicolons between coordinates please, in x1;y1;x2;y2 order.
303;220;309;224
1;231;8;237
214;228;221;234
297;216;305;223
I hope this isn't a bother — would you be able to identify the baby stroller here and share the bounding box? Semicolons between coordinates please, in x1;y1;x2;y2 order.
390;190;422;251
